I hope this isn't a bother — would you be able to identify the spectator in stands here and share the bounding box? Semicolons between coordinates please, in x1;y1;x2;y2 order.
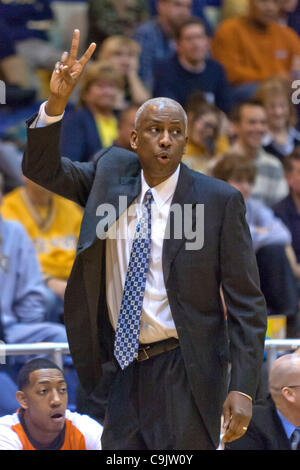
255;78;300;163
0;18;36;108
226;353;300;450
274;149;300;296
0;372;18;417
183;99;229;173
97;36;150;108
133;0;192;91
221;0;300;36
211;0;300;102
147;0;213;33
0;142;23;194
92;104;139;158
0;312;19;418
51;0;89;55
278;0;300;36
88;0;149;46
211;152;299;336
0;358;103;450
60;62;125;162
227;99;289;207
114;104;140;151
0;0;64;93
152;17;233;112
1;176;83;323
0;172;68;346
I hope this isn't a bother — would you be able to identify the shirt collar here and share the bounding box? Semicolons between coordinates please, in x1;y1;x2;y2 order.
140;164;180;209
276;408;300;440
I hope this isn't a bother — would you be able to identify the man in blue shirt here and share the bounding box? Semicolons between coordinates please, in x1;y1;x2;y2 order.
226;353;300;450
152;17;233;112
133;0;193;91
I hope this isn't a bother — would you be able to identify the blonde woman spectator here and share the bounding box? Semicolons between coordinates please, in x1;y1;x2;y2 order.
97;35;150;107
256;78;300;163
60;61;125;162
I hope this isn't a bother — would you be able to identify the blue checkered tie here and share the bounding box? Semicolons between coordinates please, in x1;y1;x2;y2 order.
114;189;153;369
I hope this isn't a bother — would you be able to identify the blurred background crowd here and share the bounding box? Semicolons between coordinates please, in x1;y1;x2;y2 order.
1;0;300;422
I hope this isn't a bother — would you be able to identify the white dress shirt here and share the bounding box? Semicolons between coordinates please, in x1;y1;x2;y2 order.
106;167;179;344
33;102;179;344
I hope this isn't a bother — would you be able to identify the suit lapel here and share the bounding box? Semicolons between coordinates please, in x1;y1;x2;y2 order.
94;174;141;241
78;164;141;252
162;164;198;285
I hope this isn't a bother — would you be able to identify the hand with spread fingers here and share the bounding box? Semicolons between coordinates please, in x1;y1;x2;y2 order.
222;391;252;443
45;29;96;116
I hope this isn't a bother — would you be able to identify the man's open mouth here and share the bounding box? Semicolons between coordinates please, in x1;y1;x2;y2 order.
156;152;170;162
50;413;64;422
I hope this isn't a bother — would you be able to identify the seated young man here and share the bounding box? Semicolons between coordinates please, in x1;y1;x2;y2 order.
0;358;103;450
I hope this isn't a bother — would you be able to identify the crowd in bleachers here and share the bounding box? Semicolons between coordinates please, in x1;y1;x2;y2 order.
1;0;300;448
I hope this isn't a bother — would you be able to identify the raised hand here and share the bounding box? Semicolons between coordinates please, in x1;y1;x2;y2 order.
46;29;96;116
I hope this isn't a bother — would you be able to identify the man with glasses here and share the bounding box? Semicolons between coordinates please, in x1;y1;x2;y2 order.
226;353;300;450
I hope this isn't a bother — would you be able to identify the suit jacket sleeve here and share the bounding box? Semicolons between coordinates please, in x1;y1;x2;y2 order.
220;191;267;398
22;116;99;207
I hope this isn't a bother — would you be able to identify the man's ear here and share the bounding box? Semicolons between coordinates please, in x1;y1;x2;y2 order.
281;386;297;405
16;391;28;410
130;130;138;151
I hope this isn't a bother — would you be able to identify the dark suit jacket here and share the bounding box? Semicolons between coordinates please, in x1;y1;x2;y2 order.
226;395;292;450
23;117;267;447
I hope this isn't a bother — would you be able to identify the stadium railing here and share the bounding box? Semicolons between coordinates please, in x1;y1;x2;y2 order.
1;339;300;370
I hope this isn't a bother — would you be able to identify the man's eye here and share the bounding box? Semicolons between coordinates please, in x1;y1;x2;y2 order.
172;129;181;135
38;389;47;395
150;127;159;133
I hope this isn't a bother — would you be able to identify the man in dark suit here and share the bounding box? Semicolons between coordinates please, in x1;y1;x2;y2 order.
22;29;267;450
226;353;300;450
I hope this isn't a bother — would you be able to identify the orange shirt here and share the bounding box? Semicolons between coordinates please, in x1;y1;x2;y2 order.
0;410;102;450
211;17;300;85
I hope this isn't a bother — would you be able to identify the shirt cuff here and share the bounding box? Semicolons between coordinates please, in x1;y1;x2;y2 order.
233;391;253;401
30;101;64;128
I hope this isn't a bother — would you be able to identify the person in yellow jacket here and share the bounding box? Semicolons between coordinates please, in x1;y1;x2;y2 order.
1;177;83;319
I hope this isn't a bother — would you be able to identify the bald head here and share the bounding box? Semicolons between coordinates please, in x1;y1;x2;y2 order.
135;97;188;133
269;354;300;395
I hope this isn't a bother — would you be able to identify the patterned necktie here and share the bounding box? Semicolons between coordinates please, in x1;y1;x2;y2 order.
291;429;300;450
114;189;153;369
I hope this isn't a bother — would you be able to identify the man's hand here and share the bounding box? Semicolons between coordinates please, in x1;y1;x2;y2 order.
45;29;96;116
222;391;252;443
